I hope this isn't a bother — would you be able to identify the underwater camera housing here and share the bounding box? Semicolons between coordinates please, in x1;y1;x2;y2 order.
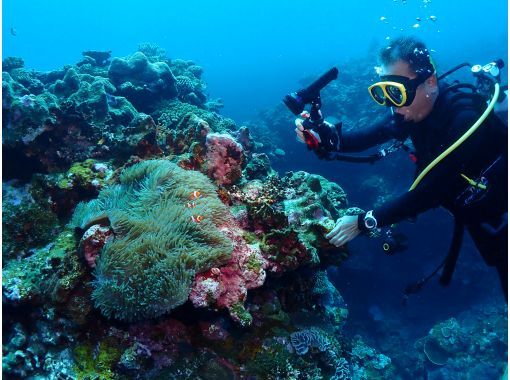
283;67;339;152
283;67;339;116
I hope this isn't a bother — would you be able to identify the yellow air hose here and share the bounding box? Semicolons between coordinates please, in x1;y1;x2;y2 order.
409;82;500;191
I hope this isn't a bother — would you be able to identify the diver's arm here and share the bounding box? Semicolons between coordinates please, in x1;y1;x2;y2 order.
358;108;484;229
295;112;408;155
338;113;408;153
359;178;442;229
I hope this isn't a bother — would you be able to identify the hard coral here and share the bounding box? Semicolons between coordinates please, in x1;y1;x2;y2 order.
190;219;267;326
2;182;60;260
166;112;210;156
108;52;177;111
2;56;25;72
261;229;311;274
81;50;112;67
290;328;331;355
2;229;84;304
205;133;244;186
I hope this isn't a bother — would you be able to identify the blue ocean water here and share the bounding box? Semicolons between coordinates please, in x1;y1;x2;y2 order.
3;0;508;121
3;0;508;378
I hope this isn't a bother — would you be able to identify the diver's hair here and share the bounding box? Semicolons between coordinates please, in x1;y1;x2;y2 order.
378;36;435;77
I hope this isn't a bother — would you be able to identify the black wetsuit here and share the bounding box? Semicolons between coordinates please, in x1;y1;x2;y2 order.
336;86;508;298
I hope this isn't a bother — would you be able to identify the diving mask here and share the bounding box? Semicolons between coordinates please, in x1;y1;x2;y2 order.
368;74;429;107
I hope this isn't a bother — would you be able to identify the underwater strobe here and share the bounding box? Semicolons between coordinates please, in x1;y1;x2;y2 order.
283;67;339;116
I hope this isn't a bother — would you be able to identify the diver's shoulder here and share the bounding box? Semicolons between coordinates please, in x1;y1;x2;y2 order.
438;82;486;110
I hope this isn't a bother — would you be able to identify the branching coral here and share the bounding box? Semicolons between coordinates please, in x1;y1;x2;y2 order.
71;159;233;321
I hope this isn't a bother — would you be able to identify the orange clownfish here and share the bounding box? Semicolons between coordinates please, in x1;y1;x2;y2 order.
191;215;205;223
186;201;197;208
189;191;202;200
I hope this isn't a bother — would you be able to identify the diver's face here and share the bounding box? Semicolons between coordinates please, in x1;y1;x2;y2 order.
381;60;438;123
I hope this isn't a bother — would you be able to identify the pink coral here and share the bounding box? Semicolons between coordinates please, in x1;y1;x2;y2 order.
189;277;221;307
79;224;113;268
189;218;267;324
261;230;311;275
205;133;244;186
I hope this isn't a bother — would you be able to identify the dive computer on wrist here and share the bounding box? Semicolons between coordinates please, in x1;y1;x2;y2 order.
364;210;378;230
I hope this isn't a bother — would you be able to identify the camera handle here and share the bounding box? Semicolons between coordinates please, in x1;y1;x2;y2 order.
298;95;329;151
301;95;324;130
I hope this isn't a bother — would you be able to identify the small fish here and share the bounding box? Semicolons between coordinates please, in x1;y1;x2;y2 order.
429;15;437;22
10;27;17;36
186;201;197;208
191;215;204;223
98;138;105;145
416;17;421;22
189;190;202;200
412;23;420;28
380;16;387;22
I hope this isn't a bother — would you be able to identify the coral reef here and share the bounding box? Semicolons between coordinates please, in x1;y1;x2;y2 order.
349;336;394;378
290;327;331;355
5;47;504;380
81;50;112;67
1;48;227;180
108;52;177;111
205;132;245;186
416;305;507;378
2;180;60;260
189;218;267;326
3;228;84;304
3;56;25;72
2;308;79;379
3;88;59;149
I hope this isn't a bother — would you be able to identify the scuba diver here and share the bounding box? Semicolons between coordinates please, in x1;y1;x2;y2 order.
286;36;508;300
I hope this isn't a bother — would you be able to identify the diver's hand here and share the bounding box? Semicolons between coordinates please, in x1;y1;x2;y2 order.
325;215;361;247
294;112;321;144
295;115;339;152
294;117;306;144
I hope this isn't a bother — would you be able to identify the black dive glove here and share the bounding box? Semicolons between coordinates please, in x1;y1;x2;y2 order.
311;121;342;159
295;116;342;159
